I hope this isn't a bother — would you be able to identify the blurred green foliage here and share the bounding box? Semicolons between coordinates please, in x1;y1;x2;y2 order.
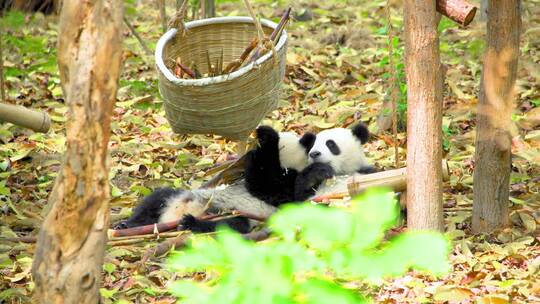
167;188;450;303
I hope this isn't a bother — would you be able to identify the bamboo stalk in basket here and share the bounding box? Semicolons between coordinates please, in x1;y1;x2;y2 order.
223;37;259;74
218;48;224;74
177;61;196;78
248;7;291;62
206;50;213;76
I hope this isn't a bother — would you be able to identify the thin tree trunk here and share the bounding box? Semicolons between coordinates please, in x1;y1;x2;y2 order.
0;21;5;103
472;0;521;233
203;0;215;18
31;1;123;302
158;0;167;33
480;0;487;21
404;1;444;231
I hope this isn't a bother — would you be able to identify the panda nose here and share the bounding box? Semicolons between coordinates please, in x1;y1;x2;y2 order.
309;151;321;159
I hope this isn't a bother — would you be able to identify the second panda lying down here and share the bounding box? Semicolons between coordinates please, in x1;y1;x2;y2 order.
115;123;375;233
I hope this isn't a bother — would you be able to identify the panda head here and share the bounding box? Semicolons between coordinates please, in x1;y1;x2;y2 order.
278;131;316;172
307;123;372;175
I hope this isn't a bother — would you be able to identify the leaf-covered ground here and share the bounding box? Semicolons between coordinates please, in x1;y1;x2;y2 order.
1;0;540;303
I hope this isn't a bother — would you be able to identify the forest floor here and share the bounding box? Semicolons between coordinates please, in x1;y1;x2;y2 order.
1;0;540;303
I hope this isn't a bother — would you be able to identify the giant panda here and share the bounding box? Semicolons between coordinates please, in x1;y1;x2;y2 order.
307;122;376;175
114;123;376;234
114;126;319;233
243;125;334;206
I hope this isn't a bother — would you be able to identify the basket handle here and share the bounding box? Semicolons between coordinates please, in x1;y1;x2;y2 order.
168;0;277;64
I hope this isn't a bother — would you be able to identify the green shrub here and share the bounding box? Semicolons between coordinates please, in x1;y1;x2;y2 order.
168;188;450;303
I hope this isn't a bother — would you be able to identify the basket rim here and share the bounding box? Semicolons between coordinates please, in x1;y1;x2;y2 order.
155;16;288;87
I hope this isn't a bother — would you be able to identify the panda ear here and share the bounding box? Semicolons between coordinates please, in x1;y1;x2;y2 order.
299;132;316;151
351;123;369;144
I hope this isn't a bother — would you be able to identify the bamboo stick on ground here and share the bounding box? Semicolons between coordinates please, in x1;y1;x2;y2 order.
0;102;50;133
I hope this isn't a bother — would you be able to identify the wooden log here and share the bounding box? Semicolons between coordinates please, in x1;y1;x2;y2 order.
436;0;477;26
347;160;450;196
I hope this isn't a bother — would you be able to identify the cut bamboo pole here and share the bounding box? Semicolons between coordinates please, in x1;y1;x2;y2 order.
347;160;450;196
0;102;50;133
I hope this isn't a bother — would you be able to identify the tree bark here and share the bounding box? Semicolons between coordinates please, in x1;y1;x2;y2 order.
404;0;444;231
472;0;521;233
31;1;123;303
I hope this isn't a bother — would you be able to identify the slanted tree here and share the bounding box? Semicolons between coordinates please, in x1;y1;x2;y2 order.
31;1;123;302
403;0;445;231
472;0;521;233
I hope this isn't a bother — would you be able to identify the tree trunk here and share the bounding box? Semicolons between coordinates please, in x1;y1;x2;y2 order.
403;1;444;231
158;0;167;33
480;0;487;21
31;1;123;302
472;0;521;233
202;0;215;18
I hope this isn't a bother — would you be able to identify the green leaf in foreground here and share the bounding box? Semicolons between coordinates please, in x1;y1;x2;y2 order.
168;188;450;303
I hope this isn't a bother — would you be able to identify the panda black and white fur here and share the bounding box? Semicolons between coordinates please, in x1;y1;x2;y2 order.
114;126;320;233
307;123;376;175
243;126;334;206
113;186;256;233
115;123;375;234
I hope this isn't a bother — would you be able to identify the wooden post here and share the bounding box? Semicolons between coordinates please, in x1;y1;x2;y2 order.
472;0;521;233
31;0;123;302
403;0;444;231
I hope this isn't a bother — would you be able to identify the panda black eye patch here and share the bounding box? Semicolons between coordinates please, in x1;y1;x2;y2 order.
326;140;341;155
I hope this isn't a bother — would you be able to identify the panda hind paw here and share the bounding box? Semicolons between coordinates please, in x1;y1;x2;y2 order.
178;214;198;230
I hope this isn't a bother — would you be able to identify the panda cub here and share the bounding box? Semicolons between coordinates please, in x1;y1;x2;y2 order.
114;126;319;233
243;126;335;206
308;123;376;175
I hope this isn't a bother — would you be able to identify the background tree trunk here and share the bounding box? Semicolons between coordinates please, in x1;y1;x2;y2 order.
202;0;216;18
31;1;123;302
472;0;521;233
404;0;444;231
480;0;487;21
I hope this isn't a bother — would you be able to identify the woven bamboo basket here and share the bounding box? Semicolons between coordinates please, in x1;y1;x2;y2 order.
155;16;288;140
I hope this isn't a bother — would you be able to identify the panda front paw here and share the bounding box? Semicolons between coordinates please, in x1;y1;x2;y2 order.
300;162;335;187
256;126;280;149
357;165;378;174
294;162;336;201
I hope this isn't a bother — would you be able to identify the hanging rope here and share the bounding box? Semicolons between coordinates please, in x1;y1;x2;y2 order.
168;0;189;34
385;1;399;168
